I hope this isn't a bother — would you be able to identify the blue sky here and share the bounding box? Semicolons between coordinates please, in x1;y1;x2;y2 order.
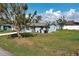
27;3;79;13
26;3;79;22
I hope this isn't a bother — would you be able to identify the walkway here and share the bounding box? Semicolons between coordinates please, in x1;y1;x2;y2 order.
0;48;14;56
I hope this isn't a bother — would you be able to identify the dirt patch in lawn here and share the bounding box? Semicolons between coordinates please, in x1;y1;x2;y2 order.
14;38;34;46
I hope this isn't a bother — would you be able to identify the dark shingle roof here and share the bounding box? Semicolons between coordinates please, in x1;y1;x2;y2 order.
27;22;48;27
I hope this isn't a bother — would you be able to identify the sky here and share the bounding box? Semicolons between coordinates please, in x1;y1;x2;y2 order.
27;3;79;22
27;3;79;13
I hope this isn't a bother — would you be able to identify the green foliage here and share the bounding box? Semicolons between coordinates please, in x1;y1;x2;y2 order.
36;16;42;23
0;3;39;33
0;3;28;27
57;16;66;30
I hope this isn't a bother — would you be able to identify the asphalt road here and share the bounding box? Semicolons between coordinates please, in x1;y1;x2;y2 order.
0;48;14;56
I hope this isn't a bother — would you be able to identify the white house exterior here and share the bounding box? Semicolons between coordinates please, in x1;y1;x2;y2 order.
48;25;59;33
19;21;60;33
11;25;79;33
2;24;79;33
0;24;15;31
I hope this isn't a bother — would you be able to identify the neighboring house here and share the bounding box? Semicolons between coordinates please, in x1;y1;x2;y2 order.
63;25;79;30
63;21;79;30
65;21;75;25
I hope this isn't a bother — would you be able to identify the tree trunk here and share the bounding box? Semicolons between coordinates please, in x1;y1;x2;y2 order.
60;25;63;30
15;26;21;38
17;30;21;38
32;27;35;32
34;27;35;32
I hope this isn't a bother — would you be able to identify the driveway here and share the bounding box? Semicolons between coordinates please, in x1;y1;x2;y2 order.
0;48;14;56
0;32;16;56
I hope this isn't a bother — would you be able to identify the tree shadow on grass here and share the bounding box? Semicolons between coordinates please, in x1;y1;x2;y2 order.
10;33;37;38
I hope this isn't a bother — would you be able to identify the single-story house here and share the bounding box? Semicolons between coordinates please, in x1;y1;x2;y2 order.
0;23;59;33
63;25;79;30
63;21;79;30
22;22;59;33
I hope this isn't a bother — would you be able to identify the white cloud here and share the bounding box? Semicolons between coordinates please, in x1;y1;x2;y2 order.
46;9;53;14
65;9;76;18
41;8;79;22
68;9;76;16
53;10;62;18
63;9;79;22
41;9;62;23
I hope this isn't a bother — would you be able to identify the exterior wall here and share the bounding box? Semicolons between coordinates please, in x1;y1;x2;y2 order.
21;27;32;33
0;26;4;30
0;24;60;33
0;25;14;31
48;25;56;33
22;27;45;33
22;25;59;33
35;27;47;33
34;25;59;33
35;27;41;33
48;25;60;33
63;25;79;30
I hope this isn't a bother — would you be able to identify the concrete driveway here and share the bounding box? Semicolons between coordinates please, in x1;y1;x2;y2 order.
0;32;17;56
0;48;14;56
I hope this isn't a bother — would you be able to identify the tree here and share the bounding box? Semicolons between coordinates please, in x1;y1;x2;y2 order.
0;3;28;37
57;16;66;30
26;11;37;32
0;3;39;36
36;15;42;23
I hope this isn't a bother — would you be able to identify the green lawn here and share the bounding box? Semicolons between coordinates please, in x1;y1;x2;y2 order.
0;30;14;34
0;30;79;56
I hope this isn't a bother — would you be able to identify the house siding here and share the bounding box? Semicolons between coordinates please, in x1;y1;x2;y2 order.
63;25;79;30
21;25;59;33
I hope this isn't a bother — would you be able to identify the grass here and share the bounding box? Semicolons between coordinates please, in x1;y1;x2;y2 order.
0;30;79;55
0;30;15;34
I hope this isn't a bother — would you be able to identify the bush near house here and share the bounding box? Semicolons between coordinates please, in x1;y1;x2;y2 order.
0;30;79;55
